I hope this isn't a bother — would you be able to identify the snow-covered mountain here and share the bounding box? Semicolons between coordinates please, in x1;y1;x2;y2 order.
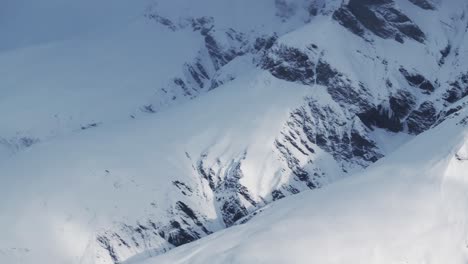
136;97;468;264
0;0;467;263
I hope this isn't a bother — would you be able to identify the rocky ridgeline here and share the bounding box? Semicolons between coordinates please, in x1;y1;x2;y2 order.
333;0;426;43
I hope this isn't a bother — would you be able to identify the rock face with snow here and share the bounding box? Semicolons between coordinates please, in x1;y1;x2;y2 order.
139;100;468;264
0;0;468;263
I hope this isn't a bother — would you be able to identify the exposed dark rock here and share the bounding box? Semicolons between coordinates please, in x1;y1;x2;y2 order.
176;202;197;221
408;0;435;10
399;67;435;92
308;4;319;16
350;130;379;162
458;116;468;126
275;139;317;189
358;89;416;132
173;78;192;97
254;35;278;51
234;207;268;225
326;78;373;112
443;73;468;104
175;201;210;233
80;122;100;130
156;19;251;104
272;190;286;201
182;26;249;96
389;90;417;119
185;63;209;89
141;104;156;114
441;44;451;58
282;133;309;156
399;68;424;85
419;81;436;93
209;74;235;91
358;105;403;132
445;105;464;118
204;29;248;70
146;14;178;31
436;103;467;126
96;200;214;263
97;236;119;263
393;22;425;43
287;98;382;168
173;181;193;196
191;17;215;34
197;157;217;190
167;221;199;246
261;45;315;84
314;60;374;113
347;0;396;39
221;197;249;226
316;60;339;85
286;185;300;194
19;137;39;148
439;44;451;65
406;101;437;134
333;0;425;43
196;153;257;227
333;7;366;37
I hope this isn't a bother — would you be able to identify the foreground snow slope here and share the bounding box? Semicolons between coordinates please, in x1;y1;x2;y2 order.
139;110;468;264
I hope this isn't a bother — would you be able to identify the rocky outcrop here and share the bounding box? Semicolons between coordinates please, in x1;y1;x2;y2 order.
197;152;259;227
408;0;435;10
406;101;437;134
358;89;417;132
333;0;426;43
96;200;213;263
444;72;468;104
284;97;382;169
145;15;252;111
261;44;315;84
399;67;435;93
333;7;367;38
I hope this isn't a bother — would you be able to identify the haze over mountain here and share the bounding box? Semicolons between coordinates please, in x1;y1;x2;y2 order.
1;0;467;263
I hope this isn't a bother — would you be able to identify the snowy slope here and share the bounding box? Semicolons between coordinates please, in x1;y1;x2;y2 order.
0;0;299;158
1;0;468;263
0;70;306;262
137;101;468;264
